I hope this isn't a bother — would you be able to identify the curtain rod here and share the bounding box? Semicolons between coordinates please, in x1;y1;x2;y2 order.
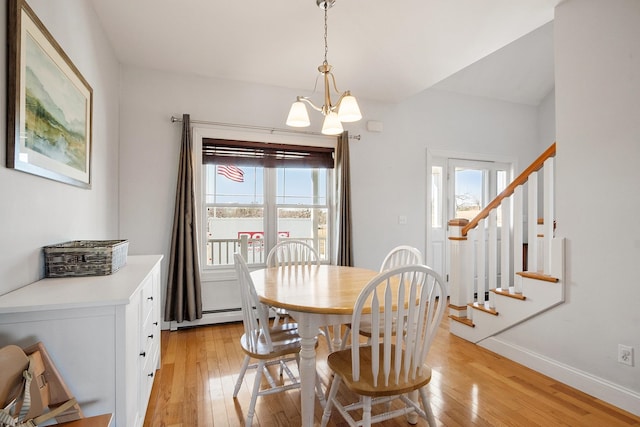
170;116;361;140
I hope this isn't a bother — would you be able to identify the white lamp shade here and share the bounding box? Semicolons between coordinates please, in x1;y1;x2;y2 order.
286;101;311;127
337;95;362;122
321;112;344;135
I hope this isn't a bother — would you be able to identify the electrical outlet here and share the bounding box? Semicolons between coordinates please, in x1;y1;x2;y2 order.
618;344;634;366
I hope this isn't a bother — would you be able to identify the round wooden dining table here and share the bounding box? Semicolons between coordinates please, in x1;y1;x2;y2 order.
250;264;380;427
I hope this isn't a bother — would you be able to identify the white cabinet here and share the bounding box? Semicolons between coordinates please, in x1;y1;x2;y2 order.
0;255;163;427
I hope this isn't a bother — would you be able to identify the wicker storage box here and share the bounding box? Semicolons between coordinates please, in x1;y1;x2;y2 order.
43;240;129;278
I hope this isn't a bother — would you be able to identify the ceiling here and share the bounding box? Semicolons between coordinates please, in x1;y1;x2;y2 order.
89;0;559;105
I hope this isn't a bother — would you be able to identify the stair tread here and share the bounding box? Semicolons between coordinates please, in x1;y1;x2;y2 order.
517;271;559;282
449;315;475;328
491;288;527;300
468;302;499;315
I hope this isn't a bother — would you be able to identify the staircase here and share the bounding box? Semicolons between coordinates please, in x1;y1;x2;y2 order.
448;143;565;343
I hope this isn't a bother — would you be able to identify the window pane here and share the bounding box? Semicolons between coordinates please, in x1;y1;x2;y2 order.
206;207;265;266
205;165;263;204
277;208;328;261
455;168;483;220
276;168;326;205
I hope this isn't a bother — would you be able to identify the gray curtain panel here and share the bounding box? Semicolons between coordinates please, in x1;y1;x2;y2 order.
335;131;353;266
164;114;203;322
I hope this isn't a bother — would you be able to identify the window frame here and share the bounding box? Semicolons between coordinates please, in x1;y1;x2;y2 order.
192;126;336;281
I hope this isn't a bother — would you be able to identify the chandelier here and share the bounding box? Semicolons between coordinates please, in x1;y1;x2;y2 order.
286;0;362;135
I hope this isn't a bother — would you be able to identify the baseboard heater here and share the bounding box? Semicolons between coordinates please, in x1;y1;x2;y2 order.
170;307;243;330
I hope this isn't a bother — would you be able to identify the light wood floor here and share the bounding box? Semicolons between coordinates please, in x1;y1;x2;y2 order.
143;315;640;426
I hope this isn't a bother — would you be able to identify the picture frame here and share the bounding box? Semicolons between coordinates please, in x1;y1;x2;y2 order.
7;0;93;188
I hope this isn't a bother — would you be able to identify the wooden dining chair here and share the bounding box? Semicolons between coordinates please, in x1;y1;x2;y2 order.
265;240;337;351
340;246;424;349
321;264;446;427
233;253;321;425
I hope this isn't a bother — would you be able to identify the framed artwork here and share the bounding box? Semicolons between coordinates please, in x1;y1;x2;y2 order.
7;0;93;188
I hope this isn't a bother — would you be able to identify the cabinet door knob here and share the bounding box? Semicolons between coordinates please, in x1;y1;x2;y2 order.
148;334;154;339
153;322;158;326
148;372;154;378
147;296;153;301
140;351;146;357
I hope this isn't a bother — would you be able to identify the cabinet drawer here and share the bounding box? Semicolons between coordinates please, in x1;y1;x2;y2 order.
139;331;160;415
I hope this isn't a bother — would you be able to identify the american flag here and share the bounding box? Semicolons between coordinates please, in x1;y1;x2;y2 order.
217;165;244;182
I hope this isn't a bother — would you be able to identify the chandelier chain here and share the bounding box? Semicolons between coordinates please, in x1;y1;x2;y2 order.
323;5;328;66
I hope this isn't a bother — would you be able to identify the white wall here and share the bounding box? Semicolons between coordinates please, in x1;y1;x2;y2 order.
492;0;640;413
538;88;556;151
0;0;120;295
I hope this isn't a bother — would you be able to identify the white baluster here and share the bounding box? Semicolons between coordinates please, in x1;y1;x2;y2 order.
500;199;511;292
543;157;555;275
488;209;498;298
472;223;482;307
240;234;249;261
527;171;539;272
513;186;524;293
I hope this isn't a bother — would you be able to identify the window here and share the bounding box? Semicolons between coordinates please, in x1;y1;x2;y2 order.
201;136;334;268
449;159;510;227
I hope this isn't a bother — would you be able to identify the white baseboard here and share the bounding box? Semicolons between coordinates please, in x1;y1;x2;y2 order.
169;309;243;330
480;336;640;417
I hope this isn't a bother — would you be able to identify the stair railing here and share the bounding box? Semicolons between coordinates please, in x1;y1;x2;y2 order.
448;143;556;324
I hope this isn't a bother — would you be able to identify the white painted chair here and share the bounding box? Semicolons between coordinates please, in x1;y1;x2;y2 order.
266;240;336;352
340;246;423;349
266;239;320;326
233;253;324;425
379;245;423;272
266;239;320;270
321;264;446;427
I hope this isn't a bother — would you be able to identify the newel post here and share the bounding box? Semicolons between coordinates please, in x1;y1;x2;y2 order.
448;218;471;319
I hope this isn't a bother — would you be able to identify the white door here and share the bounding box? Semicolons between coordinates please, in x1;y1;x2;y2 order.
427;155;510;291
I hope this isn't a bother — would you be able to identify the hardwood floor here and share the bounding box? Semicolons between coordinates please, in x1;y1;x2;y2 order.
143;315;640;426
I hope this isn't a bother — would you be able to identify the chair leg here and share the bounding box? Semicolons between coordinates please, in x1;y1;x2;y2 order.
407;390;419;424
320;326;333;352
246;360;265;426
419;387;437;427
362;395;372;427
339;326;351;350
321;375;342;427
315;371;327;408
331;324;342;349
233;355;251;397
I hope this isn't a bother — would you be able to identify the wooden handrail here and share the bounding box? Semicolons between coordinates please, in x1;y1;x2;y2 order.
461;142;556;236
